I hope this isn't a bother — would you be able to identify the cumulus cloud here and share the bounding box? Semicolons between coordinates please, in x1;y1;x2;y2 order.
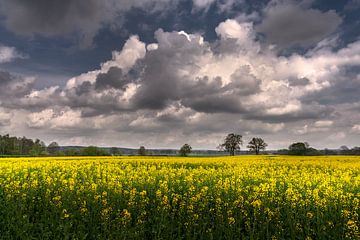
351;125;360;133
257;0;342;48
12;19;360;119
27;107;83;129
314;120;333;128
0;44;26;63
1;17;360;148
0;108;12;126
0;71;34;103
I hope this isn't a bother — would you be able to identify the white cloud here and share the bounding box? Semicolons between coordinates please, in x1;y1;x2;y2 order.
351;125;360;133
66;35;146;89
329;131;346;140
13;19;360;125
2;17;360;148
0;108;12;126
314;120;333;128
100;35;146;74
27;108;83;129
192;0;216;8
0;45;26;63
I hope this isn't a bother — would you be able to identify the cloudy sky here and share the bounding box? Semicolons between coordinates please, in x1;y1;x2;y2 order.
0;0;359;149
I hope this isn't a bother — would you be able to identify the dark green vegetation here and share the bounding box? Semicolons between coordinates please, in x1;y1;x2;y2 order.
1;133;360;157
179;144;192;157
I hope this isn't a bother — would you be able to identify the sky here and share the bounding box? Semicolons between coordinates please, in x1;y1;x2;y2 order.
0;0;359;150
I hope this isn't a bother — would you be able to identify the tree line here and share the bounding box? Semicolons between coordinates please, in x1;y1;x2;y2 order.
0;133;359;157
0;134;112;156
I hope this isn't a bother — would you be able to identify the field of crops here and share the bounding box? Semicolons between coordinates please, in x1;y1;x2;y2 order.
0;156;360;239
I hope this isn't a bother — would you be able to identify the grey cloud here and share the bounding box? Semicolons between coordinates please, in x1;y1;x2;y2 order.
75;81;93;96
0;0;182;47
0;71;12;85
245;103;335;123
0;0;224;48
0;71;33;100
180;76;223;98
227;66;261;95
288;77;310;86
303;70;360;105
182;95;245;113
179;66;261;113
345;0;360;11
5;22;360;150
95;67;130;91
130;30;262;114
0;44;26;63
257;1;342;48
131;29;211;109
0;0;108;47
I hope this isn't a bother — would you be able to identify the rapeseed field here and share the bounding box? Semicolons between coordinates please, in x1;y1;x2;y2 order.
0;156;359;239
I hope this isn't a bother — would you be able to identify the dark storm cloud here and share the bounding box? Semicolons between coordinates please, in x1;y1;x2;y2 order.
95;67;131;91
1;7;360;149
227;66;261;95
0;0;191;48
179;70;261;114
52;28;264;115
0;0;226;48
257;1;342;48
0;0;107;47
75;81;93;96
182;95;245;113
303;70;360;105
245;103;335;123
345;0;360;11
0;71;33;99
0;71;12;85
131;29;210;110
180;76;223;98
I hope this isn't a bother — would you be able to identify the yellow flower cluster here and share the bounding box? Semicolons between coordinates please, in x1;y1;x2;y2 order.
0;155;360;239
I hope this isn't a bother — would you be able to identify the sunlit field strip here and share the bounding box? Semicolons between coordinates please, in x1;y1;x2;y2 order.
0;156;360;239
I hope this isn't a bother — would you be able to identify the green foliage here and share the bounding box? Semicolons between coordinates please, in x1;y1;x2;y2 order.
110;147;122;156
179;144;192;156
218;133;243;156
288;142;321;156
247;137;268;155
0;134;40;155
29;140;48;156
47;142;60;155
80;146;110;156
64;148;80;156
288;142;309;155
138;146;146;156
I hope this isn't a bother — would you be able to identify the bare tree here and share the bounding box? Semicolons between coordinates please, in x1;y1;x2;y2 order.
218;133;243;156
247;137;268;155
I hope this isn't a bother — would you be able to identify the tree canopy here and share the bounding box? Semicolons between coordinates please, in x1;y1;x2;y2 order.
48;142;60;155
138;146;146;156
219;133;243;156
179;144;192;157
247;137;268;155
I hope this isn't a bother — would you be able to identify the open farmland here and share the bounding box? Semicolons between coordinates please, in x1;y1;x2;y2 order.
0;156;360;239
